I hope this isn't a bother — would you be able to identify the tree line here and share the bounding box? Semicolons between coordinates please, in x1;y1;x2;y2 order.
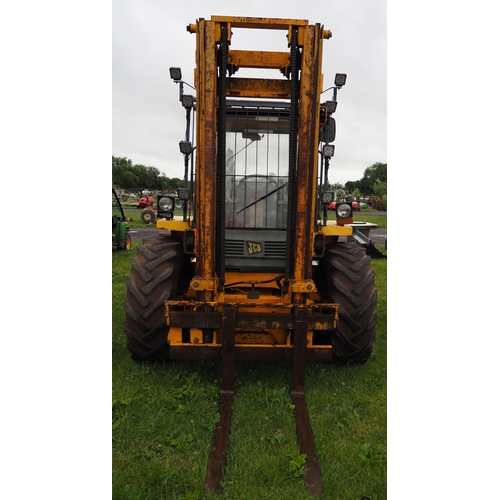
112;156;387;198
112;156;184;192
344;162;387;198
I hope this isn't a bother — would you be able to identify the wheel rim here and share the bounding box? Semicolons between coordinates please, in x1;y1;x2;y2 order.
142;211;154;223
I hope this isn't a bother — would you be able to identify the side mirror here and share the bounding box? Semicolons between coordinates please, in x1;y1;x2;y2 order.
320;117;336;144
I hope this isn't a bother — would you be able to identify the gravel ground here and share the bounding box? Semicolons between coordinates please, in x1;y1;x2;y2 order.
365;227;387;245
128;227;159;243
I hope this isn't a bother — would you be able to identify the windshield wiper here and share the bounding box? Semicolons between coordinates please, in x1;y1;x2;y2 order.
236;182;288;214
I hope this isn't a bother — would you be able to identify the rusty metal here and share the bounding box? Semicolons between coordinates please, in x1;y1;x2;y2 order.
292;394;323;495
226;78;291;99
211;16;309;29
205;306;236;494
168;310;337;331
234;332;277;344
194;19;217;298
189;277;218;291
292;308;323;495
289;279;318;293
293;23;324;283
228;50;290;70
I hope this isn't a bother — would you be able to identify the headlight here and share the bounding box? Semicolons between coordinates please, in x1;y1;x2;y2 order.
157;195;175;219
159;197;174;211
336;203;352;218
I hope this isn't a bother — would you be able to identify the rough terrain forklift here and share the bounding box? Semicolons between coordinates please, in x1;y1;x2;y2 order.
123;16;377;495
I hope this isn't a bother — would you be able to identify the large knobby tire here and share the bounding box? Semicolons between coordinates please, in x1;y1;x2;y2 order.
123;236;183;362
318;242;377;364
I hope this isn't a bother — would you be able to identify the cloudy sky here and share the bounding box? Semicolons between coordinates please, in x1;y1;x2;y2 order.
112;0;387;185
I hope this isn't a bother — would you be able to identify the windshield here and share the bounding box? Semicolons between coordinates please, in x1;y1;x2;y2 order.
224;102;289;229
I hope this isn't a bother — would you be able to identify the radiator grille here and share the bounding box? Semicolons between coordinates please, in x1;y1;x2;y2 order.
225;239;245;256
264;241;286;257
225;239;286;258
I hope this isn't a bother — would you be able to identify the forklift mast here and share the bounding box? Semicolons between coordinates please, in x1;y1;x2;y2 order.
171;17;334;299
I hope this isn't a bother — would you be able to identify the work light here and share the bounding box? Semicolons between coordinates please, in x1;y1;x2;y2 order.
169;67;182;81
325;100;337;113
334;73;347;87
179;141;193;154
323;144;335;158
177;188;190;201
181;94;195;108
321;191;334;204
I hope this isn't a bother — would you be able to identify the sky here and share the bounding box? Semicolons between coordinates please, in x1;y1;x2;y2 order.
112;0;387;186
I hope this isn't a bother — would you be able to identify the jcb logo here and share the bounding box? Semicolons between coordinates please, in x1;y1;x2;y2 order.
247;241;262;255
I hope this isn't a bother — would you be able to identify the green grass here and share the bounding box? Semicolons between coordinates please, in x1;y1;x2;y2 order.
112;244;387;500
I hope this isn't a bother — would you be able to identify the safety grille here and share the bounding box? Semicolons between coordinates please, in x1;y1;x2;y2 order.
225;239;245;256
225;239;286;258
264;241;286;257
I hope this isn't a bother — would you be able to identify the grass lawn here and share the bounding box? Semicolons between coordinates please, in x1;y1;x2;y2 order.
112;242;387;499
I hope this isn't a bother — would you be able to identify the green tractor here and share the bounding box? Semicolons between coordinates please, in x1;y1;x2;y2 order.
112;188;132;250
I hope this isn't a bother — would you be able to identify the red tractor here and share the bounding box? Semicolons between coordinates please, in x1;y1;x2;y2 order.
138;195;154;207
328;200;359;211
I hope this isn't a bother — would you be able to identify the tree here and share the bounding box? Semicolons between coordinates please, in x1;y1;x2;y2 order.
361;162;387;194
163;177;184;191
345;162;387;196
328;182;344;192
372;179;387;197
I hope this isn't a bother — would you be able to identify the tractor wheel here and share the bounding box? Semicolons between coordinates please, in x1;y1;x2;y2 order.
317;242;377;364
123;236;184;362
141;209;156;224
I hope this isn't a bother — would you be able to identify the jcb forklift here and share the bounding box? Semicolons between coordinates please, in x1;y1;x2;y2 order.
123;16;377;495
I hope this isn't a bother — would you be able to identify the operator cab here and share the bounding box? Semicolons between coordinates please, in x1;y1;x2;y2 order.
224;100;290;271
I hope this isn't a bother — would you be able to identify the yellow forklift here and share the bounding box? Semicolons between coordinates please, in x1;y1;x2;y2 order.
123;16;377;495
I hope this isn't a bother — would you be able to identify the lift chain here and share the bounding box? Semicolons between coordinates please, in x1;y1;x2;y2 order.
216;22;229;291
284;26;299;288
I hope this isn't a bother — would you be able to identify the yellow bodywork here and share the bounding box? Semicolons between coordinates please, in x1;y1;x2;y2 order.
159;17;347;355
